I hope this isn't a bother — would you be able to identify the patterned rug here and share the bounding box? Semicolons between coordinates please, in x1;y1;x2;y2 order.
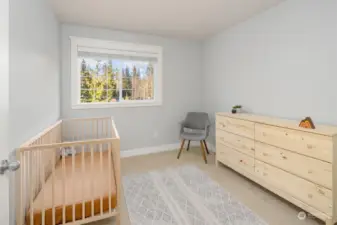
123;165;268;225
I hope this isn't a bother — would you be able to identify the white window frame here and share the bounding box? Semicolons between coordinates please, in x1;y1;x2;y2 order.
70;36;163;109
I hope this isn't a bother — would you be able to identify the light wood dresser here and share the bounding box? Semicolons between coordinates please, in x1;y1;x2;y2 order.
216;112;337;225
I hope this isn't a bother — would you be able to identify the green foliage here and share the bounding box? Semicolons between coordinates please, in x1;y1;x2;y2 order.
80;59;154;103
232;105;242;109
80;59;119;103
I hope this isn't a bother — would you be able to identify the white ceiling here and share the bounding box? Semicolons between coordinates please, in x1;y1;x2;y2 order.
51;0;284;40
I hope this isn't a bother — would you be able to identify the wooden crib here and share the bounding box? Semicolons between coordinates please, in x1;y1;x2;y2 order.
15;117;121;225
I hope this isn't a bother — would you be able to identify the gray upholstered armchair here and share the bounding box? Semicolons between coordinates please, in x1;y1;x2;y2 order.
177;112;210;163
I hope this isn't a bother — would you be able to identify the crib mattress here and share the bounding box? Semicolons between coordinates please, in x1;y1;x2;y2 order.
26;151;117;225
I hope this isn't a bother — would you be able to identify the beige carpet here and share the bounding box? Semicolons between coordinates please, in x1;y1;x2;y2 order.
90;147;323;225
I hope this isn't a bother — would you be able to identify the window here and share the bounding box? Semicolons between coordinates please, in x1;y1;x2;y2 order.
70;37;162;109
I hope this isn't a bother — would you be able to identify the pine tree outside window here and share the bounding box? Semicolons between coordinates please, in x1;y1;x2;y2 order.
71;37;162;109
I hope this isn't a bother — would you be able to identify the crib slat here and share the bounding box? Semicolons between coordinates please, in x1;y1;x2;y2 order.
105;118;108;138
96;120;99;139
19;152;23;225
108;143;112;213
102;119;104;138
91;144;94;217
100;144;103;215
36;139;40;196
30;151;34;225
24;152;31;225
40;150;45;225
72;147;76;222
52;151;56;225
62;153;66;224
81;145;85;220
79;120;82;141
92;120;95;140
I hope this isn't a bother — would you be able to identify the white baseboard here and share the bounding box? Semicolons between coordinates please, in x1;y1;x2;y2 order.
121;143;180;158
121;141;215;158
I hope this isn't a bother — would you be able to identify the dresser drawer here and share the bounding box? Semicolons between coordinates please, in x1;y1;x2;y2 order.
255;160;332;215
216;116;254;139
216;129;255;157
255;124;333;162
217;144;254;174
255;142;332;189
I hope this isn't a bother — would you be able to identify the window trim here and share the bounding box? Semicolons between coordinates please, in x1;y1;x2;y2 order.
70;36;163;109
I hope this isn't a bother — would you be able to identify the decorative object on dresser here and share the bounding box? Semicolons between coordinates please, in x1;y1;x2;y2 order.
299;116;316;129
177;112;210;164
215;112;337;225
231;105;242;114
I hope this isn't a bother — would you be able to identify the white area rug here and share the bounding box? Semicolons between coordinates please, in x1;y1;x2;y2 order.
123;165;268;225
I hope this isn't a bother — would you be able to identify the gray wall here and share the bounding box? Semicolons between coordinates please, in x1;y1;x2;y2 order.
202;0;337;144
9;0;60;224
9;0;61;150
61;24;202;150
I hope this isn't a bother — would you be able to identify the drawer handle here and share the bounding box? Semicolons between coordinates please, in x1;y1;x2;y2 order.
317;189;325;195
308;170;313;174
262;153;268;156
251;148;255;151
263;172;268;176
285;132;288;136
307;144;313;149
316;186;325;195
262;132;267;136
308;194;313;199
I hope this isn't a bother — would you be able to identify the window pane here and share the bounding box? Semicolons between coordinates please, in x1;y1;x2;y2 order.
121;61;154;101
107;63;119;90
122;90;133;100
81;77;93;90
80;57;121;103
122;78;132;89
108;90;119;102
80;58;108;78
81;89;95;103
93;88;107;102
79;56;155;103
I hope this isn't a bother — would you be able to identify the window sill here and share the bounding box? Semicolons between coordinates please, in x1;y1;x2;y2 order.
72;101;162;109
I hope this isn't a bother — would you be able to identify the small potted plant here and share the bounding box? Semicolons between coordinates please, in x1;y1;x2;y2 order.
232;105;242;114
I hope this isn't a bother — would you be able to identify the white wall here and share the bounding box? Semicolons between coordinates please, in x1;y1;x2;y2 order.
61;24;202;150
202;0;337;144
9;0;60;224
9;0;61;150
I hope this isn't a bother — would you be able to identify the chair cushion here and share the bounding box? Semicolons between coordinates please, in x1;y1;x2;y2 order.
181;131;206;141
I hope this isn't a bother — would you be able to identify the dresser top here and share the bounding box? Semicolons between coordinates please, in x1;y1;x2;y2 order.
217;112;337;136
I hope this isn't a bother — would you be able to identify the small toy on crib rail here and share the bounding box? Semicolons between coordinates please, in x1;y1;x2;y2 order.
60;147;76;156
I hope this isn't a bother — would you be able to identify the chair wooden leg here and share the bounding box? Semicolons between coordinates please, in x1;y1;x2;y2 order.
187;140;191;151
177;139;186;159
203;140;210;154
200;141;207;164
